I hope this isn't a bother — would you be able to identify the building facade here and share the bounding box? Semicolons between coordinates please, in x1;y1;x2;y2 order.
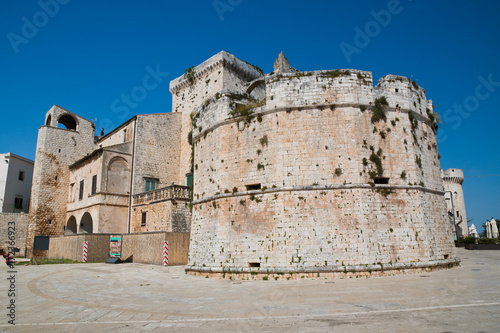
26;51;459;278
0;153;34;213
26;106;191;257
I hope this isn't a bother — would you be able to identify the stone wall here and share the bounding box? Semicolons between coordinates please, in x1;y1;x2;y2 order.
132;113;182;193
27;106;97;257
47;232;189;265
0;212;28;256
187;57;456;277
48;234;110;262
121;232;190;265
131;198;191;233
170;51;263;186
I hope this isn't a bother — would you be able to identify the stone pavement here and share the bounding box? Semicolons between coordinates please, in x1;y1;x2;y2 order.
0;248;498;332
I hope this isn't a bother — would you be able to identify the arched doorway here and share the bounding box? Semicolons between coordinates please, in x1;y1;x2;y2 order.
66;216;77;235
79;212;93;234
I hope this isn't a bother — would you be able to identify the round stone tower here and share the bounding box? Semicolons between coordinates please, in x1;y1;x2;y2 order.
184;53;458;279
442;168;468;239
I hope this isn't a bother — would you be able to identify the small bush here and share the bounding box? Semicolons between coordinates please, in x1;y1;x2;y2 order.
371;96;389;123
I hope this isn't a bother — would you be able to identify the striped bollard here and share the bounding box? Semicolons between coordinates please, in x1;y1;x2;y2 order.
163;241;169;266
82;241;88;262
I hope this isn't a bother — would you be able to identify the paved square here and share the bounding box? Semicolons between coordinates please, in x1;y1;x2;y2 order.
1;248;499;332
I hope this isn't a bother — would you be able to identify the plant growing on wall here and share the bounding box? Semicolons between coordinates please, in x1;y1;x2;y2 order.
369;151;383;177
371;96;388;123
184;66;195;83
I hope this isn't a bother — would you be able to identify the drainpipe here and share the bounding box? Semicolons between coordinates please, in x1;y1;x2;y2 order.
445;191;456;240
127;118;137;234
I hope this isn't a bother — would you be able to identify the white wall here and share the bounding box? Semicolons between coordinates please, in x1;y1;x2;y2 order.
0;153;34;213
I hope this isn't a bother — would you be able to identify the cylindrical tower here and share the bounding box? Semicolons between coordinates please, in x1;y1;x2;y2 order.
442;168;468;238
185;54;458;279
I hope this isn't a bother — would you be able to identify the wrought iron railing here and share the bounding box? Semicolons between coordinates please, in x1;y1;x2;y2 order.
133;184;192;205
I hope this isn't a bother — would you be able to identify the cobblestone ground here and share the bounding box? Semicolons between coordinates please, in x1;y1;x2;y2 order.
0;249;498;332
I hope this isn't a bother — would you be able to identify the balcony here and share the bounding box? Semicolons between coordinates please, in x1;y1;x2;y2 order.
133;184;192;205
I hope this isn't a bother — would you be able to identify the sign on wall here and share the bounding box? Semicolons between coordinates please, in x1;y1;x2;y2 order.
109;235;122;257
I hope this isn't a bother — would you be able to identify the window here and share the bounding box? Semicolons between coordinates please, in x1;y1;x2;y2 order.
18;171;25;181
141;212;147;226
374;177;390;184
79;180;84;200
186;173;193;187
14;196;23;209
91;175;97;195
69;183;75;202
246;184;261;191
144;178;158;192
456;211;460;218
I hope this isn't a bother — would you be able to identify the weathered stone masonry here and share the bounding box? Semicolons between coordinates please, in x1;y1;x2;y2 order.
184;52;458;278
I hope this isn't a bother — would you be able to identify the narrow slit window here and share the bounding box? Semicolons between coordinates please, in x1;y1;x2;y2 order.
374;177;390;185
246;184;261;191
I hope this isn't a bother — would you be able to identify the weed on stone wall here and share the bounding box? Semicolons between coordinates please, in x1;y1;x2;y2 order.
371;96;388;123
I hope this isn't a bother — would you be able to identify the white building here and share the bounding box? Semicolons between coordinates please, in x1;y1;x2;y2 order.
0;153;34;213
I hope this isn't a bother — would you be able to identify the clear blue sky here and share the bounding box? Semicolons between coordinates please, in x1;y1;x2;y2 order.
1;1;498;232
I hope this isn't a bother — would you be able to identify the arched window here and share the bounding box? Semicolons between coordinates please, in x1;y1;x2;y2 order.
57;114;77;130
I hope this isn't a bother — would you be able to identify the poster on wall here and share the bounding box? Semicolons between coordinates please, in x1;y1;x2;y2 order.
109;235;122;257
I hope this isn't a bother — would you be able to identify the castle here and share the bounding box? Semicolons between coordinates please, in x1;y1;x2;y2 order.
25;51;460;278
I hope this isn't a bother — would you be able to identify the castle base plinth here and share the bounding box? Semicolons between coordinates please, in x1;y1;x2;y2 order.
185;259;460;280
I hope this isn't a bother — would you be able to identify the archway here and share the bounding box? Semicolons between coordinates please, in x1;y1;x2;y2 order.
66;216;77;235
79;212;93;234
57;114;77;130
45;114;52;126
107;157;130;194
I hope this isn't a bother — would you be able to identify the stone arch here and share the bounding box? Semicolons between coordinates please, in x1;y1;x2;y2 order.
79;212;93;234
57;114;78;130
246;78;265;95
66;216;77;235
45;114;52;126
107;157;130;194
